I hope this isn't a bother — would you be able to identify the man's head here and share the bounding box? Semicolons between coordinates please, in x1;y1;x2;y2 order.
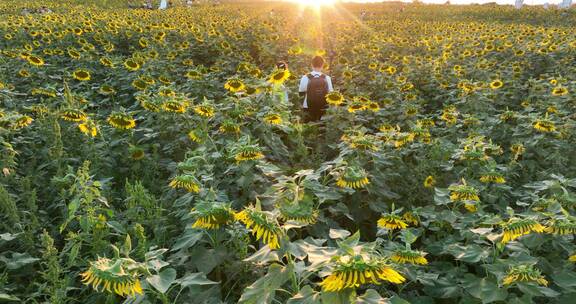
311;56;325;70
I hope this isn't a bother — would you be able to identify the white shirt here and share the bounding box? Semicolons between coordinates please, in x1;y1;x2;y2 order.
298;71;333;108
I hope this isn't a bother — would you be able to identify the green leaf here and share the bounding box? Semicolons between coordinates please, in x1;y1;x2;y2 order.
0;252;40;270
329;229;351;239
463;277;507;303
238;263;293;304
0;293;20;301
355;289;387;304
146;268;177;294
178;272;218;288
244;245;280;264
287;286;322;304
171;229;203;252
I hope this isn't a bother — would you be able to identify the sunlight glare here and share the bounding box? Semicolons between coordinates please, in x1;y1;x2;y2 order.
289;0;337;7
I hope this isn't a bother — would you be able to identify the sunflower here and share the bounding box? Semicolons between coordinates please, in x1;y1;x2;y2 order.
61;109;87;122
129;147;145;160
80;257;143;297
99;85;116;96
123;58;141;71
268;69;291;85
533;119;555;133
391;249;428;265
131;79;148;91
235;146;264;163
185;69;203;80
551;86;568;96
235;207;282;249
12;115;34;129
107;112;136;130
277;196;318;225
73;69;91;81
162;100;187;113
480;173;506;184
424;175;436;188
18;69;31;78
326;91;344;106
187;130;203;143
449;181;480;202
78;119;98;137
219;120;241;134
194;105;215;118
501;218;545;244
336;166;370;189
570;255;576;262
191;202;235;229
224;79;245;93
502;265;548;286
377;214;408;230
347;102;366;113
544;219;576;235
169;174;201;193
263;113;282;125
319;255;405;292
27;55;44;66
99;56;114;67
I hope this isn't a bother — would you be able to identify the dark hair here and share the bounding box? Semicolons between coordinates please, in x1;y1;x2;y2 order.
311;56;324;68
276;61;288;70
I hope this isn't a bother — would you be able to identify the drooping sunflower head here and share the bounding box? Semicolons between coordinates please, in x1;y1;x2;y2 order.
533;119;556;133
107;112;136;130
263;113;282;125
80;257;143;297
186;69;203;80
168;174;201;193
219;120;241;134
377;213;408;230
319;255;405;292
423;175;436;188
11;115;34;129
551;86;568;96
268;69;291;85
234;145;264;163
544;219;576;235
99;85;116;96
277;195;318;225
347;102;366;113
194;105;215;118
60;109;87;122
391;249;428;265
502;264;548;286
187;129;203;143
343;133;379;151
335;166;370;189
78;119;98;137
480;172;506;184
224;78;246;93
489;79;503;89
162;100;188;114
124;59;141;71
72;69;91;81
190;202;235;229
235;207;282;249
129;146;145;161
448;181;480;202
27;55;45;66
326;91;344;106
501;218;545;244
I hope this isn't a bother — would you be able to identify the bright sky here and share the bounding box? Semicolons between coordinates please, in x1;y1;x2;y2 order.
287;0;567;6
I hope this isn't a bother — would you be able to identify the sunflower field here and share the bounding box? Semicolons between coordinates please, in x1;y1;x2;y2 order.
1;0;576;303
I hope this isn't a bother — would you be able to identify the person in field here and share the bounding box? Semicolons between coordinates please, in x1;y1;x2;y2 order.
299;56;333;122
276;61;290;102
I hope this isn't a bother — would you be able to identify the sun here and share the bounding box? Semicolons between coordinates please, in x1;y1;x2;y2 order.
289;0;337;7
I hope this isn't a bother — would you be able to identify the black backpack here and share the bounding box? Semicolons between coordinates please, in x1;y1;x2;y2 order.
306;74;329;111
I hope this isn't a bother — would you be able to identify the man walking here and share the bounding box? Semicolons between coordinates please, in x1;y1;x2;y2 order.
299;56;334;122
